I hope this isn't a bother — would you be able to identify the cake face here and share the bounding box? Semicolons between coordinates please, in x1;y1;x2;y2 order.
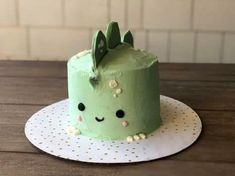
67;22;161;140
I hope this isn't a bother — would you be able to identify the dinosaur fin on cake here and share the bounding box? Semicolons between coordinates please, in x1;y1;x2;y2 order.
91;30;107;69
106;21;121;49
122;30;134;47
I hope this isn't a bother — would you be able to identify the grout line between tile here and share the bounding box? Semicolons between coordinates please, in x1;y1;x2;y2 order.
193;31;198;63
1;23;234;35
140;0;144;30
124;0;128;29
220;32;226;63
190;0;195;30
88;28;93;47
61;0;65;26
146;30;149;50
15;0;19;26
26;26;31;57
126;0;129;29
166;31;171;62
107;0;111;22
132;29;136;47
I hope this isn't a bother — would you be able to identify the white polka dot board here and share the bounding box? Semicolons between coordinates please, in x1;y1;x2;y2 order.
25;95;202;163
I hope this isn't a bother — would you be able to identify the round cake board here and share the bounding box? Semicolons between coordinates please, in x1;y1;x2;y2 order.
25;95;202;164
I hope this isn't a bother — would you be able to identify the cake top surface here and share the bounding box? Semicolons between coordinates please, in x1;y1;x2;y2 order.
69;44;157;73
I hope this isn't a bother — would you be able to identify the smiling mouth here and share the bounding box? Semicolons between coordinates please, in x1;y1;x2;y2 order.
95;117;104;122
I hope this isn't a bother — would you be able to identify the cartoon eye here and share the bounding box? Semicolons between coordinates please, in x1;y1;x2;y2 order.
78;103;85;111
116;109;125;118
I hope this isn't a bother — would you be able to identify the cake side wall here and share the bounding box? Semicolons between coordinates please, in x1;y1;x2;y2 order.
67;59;161;140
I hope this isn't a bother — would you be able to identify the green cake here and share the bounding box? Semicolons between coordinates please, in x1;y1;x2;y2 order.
67;22;161;141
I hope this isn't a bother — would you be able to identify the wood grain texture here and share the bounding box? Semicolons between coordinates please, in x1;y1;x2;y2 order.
0;153;235;176
0;77;67;105
159;63;235;81
0;104;44;124
0;61;234;176
0;61;66;78
160;81;235;111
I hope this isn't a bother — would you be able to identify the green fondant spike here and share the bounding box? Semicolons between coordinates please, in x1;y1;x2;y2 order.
91;30;107;69
122;30;134;47
106;21;121;49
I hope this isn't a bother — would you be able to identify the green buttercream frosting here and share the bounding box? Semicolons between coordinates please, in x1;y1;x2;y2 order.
67;22;161;140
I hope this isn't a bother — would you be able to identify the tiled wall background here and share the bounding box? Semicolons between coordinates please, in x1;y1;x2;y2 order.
0;0;235;63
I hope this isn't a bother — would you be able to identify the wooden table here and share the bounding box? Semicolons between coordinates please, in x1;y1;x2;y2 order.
0;61;234;176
